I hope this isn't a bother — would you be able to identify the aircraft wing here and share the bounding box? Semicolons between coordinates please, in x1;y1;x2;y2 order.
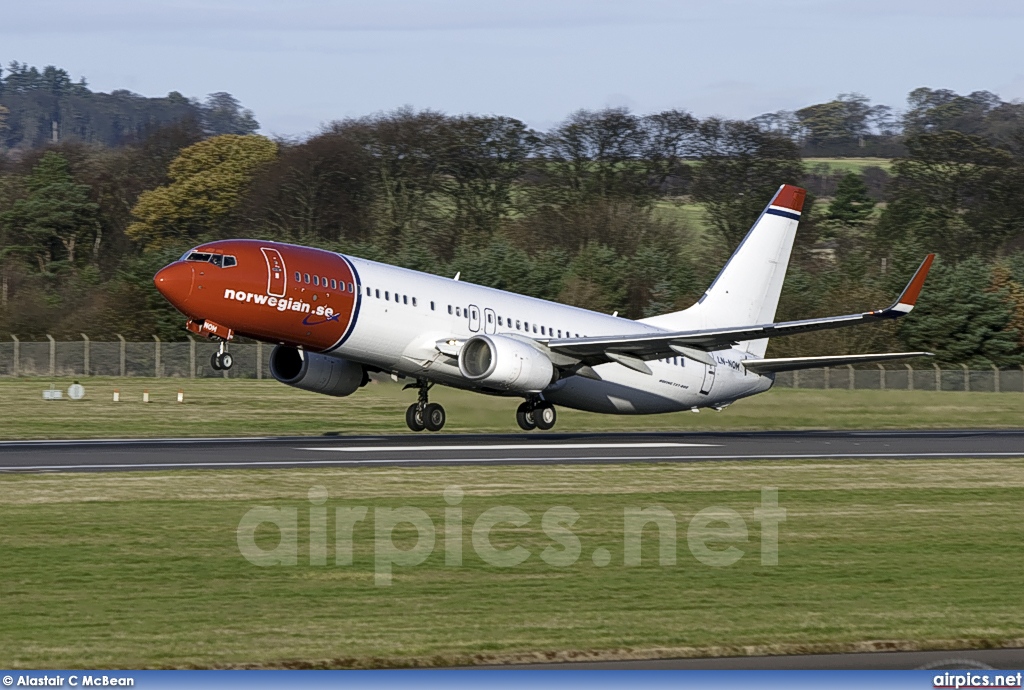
544;254;934;370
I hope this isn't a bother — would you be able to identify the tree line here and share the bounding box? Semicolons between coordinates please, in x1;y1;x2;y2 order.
2;70;1024;365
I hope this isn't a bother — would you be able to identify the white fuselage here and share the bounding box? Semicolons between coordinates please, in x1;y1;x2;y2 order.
333;256;774;414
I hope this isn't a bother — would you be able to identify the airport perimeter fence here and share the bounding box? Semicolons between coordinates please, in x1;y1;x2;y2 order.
0;337;272;379
0;338;1023;392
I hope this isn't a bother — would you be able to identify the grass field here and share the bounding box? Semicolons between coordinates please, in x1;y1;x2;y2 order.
2;377;1024;439
804;157;894;173
1;458;1022;668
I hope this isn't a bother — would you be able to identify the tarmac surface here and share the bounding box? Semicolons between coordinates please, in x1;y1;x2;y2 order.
0;428;1022;473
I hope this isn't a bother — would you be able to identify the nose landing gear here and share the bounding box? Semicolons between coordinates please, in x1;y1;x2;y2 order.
404;378;446;432
516;399;556;431
210;341;233;371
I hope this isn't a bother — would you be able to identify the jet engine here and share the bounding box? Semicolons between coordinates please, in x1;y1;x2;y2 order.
269;345;365;397
458;334;556;393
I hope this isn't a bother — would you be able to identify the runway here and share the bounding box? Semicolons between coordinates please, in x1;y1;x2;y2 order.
0;429;1022;472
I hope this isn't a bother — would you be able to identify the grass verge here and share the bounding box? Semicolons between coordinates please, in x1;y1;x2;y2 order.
1;377;1024;439
1;459;1022;668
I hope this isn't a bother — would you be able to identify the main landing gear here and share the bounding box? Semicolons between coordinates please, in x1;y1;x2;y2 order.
210;341;233;370
516;399;556;431
405;379;446;432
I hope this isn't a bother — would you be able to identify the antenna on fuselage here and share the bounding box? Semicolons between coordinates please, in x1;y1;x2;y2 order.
453;272;460;281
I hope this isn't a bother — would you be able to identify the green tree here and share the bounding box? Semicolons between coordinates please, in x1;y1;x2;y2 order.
126;134;277;250
1;152;99;272
898;258;1020;365
878;131;1022;260
828;172;875;223
691;119;805;248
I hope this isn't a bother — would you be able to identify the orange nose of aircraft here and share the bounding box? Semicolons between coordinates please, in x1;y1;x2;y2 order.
154;262;194;307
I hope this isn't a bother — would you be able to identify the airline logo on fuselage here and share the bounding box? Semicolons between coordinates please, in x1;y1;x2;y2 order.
222;288;337;321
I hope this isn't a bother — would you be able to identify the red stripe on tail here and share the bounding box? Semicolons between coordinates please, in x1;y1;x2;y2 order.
772;185;806;212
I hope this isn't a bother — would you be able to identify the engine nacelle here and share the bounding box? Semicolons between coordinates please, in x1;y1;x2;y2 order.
458;334;555;393
269;345;364;397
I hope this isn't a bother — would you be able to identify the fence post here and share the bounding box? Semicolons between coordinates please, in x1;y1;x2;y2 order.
188;336;196;379
877;363;886;390
934;363;941;391
11;335;19;377
46;334;55;377
256;341;263;380
848;364;854;390
906;363;913;391
117;334;126;377
81;334;90;376
793;369;799;389
824;366;830;390
153;335;161;378
961;363;969;392
993;364;1000;393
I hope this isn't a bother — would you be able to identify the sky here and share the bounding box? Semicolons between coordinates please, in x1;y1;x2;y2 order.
3;0;1024;138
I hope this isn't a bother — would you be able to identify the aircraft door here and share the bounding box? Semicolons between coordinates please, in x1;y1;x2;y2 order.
699;363;716;395
468;305;481;333
261;247;287;297
483;308;496;334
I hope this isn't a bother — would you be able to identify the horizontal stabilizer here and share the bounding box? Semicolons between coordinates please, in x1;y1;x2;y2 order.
742;351;933;374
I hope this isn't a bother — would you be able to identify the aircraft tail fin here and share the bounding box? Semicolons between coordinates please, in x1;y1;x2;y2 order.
641;184;805;358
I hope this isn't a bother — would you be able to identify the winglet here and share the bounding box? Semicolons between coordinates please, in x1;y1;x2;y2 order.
888;253;937;313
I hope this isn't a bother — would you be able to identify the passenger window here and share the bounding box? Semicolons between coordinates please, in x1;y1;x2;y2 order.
557;330;562;338
366;287;371;296
375;289;380;298
330;279;337;290
524;321;529;331
448;305;453;314
516;320;521;330
348;283;354;293
540;326;545;335
412;297;417;307
430;301;435;310
498;316;503;326
456;307;461;317
403;295;408;305
304;273;311;284
313;276;319;286
385;291;389;301
533;325;537;334
296;272;301;282
487;313;493;323
322;276;327;286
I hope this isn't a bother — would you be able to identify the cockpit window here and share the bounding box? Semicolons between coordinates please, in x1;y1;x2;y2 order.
184;252;236;268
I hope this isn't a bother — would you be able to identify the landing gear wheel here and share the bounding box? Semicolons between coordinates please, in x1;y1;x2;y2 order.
211;352;233;370
210;352;222;370
424;403;446;432
516;402;537;431
405;403;426;432
535;404;556;430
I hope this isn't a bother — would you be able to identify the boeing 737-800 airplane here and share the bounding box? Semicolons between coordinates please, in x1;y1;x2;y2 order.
154;184;933;432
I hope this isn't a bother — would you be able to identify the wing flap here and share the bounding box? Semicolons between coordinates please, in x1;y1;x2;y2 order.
742;351;933;374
